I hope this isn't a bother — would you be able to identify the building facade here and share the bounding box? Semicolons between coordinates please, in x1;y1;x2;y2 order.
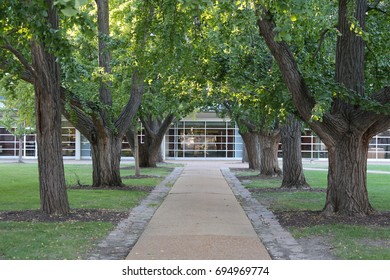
1;112;390;161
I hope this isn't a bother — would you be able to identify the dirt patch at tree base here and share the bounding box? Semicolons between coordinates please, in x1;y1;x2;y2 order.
68;185;155;192
274;210;390;227
250;188;326;193
273;210;390;260
0;209;128;223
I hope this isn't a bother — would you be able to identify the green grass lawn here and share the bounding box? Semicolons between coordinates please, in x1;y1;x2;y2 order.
302;161;390;173
0;221;114;260
0;162;177;259
234;166;390;260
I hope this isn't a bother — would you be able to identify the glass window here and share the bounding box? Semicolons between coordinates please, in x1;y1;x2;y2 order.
165;120;241;159
62;127;76;156
0;127;16;156
81;135;91;158
25;134;36;157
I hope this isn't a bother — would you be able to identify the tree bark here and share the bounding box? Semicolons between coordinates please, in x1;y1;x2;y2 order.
324;131;373;215
89;125;123;187
335;0;366;96
30;0;69;214
133;124;141;176
18;136;23;163
138;142;161;168
280;115;310;189
259;130;282;176
239;131;260;170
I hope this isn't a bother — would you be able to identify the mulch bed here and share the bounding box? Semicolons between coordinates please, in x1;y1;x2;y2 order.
0;209;128;223
249;188;326;193
67;185;155;192
121;175;161;179
274;210;390;228
237;175;282;180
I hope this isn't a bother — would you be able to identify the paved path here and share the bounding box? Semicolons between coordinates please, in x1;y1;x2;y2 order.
126;161;271;260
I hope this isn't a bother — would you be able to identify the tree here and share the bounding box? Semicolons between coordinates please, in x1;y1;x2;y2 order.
255;0;390;215
59;0;146;187
237;122;261;170
126;79;201;167
198;2;284;175
125;1;205;168
280;114;309;189
1;0;72;214
127;114;174;168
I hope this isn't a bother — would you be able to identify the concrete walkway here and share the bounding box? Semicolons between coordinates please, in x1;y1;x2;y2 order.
126;161;271;260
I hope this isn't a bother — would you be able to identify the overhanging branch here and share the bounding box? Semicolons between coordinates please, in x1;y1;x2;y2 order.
255;6;316;123
1;40;37;80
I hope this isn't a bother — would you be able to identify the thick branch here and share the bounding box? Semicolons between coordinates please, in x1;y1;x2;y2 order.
372;86;390;104
139;114;154;138
115;71;144;136
1;42;37;80
255;6;341;145
157;114;175;139
95;0;113;124
352;86;390;135
239;118;258;132
313;28;332;59
17;70;35;84
366;116;390;139
60;87;95;139
255;7;315;123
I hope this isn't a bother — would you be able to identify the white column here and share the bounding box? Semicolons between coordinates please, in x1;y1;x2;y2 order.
75;130;81;160
161;135;166;161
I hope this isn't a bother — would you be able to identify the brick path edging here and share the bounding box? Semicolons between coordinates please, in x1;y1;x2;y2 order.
221;168;307;260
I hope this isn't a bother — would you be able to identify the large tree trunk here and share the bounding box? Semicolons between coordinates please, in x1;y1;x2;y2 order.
138;141;161;168
127;114;174;168
30;1;69;214
90;127;123;187
324;131;373;215
239;131;260;170
259;130;282;176
321;0;372;215
280;115;309;189
88;0;122;187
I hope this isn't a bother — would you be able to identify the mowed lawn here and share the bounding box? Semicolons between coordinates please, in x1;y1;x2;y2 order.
0;162;175;259
234;164;390;260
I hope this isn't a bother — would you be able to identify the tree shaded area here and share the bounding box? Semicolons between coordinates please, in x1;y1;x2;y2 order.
1;0;389;217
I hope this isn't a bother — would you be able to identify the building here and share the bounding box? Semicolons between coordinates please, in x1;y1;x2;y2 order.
1;112;390;161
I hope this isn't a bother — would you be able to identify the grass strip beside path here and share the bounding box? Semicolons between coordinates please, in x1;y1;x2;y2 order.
233;167;390;260
0;162;177;260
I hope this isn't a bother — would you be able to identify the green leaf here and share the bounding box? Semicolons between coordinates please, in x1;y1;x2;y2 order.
290;15;297;22
75;0;88;9
61;7;78;17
